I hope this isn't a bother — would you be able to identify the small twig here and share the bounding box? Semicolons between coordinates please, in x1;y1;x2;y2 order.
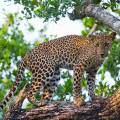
87;23;98;37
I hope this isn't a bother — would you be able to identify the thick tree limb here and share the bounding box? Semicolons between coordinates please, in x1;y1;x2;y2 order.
99;88;120;120
4;85;120;120
4;99;105;120
3;92;120;120
68;4;120;34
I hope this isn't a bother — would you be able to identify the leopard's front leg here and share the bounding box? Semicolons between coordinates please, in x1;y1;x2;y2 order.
73;63;85;107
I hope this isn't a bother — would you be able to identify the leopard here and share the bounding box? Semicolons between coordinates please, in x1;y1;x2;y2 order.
0;32;116;111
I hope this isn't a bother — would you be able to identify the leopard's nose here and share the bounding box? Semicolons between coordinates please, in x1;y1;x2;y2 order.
101;54;104;58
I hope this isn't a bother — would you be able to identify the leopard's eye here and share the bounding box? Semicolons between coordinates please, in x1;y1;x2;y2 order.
96;43;99;47
104;42;109;47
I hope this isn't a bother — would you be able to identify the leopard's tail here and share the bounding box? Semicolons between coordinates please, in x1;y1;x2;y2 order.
0;59;26;111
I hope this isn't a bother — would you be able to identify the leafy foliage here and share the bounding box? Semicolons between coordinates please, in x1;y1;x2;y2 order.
55;71;73;100
106;40;120;78
9;0;120;21
0;0;120;114
0;14;31;102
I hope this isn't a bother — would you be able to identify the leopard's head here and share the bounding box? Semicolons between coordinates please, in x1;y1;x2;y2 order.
92;32;116;60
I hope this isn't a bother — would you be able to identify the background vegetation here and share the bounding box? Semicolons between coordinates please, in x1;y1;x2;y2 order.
0;1;120;117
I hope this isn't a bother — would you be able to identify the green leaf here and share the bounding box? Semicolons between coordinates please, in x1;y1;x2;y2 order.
93;0;102;4
1;24;8;34
64;79;72;94
81;79;87;88
82;17;95;28
7;14;14;25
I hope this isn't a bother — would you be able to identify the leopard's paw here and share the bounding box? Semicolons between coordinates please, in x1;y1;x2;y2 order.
73;96;84;107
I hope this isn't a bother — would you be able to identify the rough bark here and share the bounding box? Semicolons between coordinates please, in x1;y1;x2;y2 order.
68;4;120;34
3;94;120;120
3;99;106;120
100;87;120;120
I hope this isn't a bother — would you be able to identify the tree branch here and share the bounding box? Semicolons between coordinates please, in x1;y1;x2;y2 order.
68;4;120;34
4;81;120;120
4;99;106;120
99;88;120;120
4;93;120;120
87;23;98;36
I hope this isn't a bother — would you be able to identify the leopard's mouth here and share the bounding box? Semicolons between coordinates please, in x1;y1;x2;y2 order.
100;54;106;61
101;53;105;58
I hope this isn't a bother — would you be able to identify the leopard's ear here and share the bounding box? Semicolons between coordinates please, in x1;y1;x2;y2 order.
88;35;97;43
110;32;116;40
88;32;116;43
